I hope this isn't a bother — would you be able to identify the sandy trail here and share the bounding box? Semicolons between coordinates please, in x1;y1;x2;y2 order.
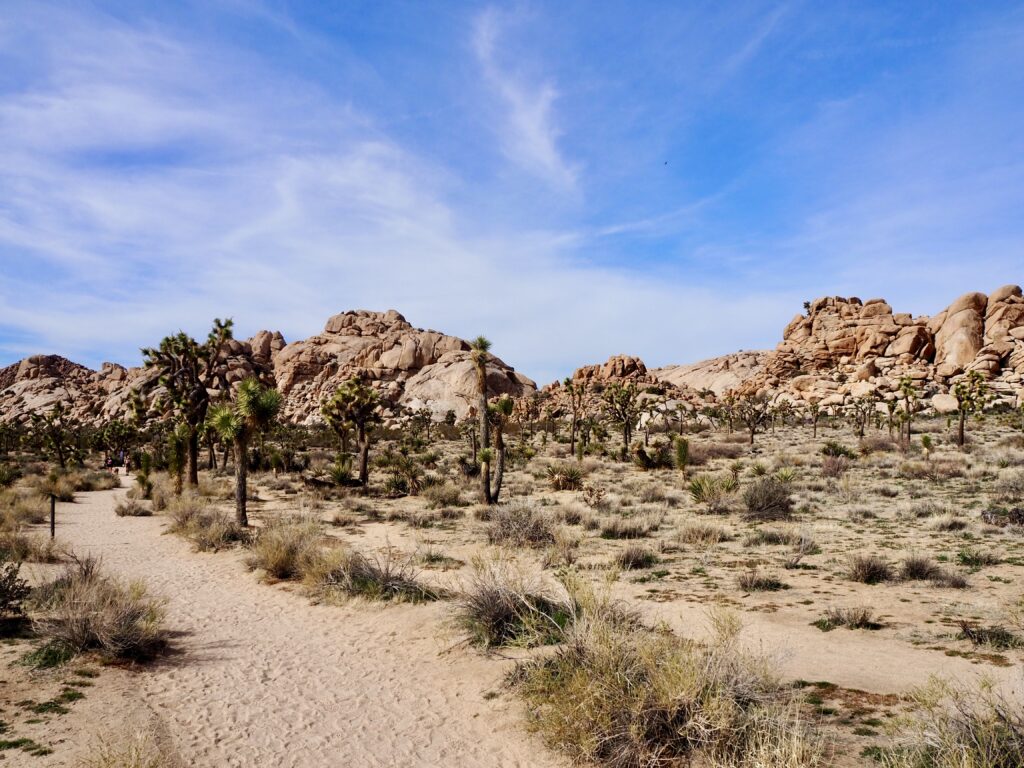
46;484;563;768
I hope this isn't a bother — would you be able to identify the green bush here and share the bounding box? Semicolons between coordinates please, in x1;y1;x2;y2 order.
742;477;794;521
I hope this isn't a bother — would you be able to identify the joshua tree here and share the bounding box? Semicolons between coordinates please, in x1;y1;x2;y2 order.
849;394;877;439
602;381;640;458
142;319;234;487
952;371;991;448
736;393;771;445
563;377;585;456
321;376;381;486
209;379;283;526
898;376;919;446
29;402;81;469
470;336;492;503
807;403;822;438
488;395;514;503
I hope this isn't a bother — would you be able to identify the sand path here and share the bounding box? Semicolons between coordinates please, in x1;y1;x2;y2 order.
47;484;563;768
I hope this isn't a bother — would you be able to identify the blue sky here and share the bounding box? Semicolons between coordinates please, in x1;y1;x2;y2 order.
1;1;1022;384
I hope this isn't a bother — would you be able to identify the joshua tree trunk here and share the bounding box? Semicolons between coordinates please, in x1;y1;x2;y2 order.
234;434;248;527
480;455;492;504
357;424;370;485
492;426;506;503
187;428;200;486
957;411;966;447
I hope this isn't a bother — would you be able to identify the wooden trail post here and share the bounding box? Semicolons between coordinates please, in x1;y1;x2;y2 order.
50;494;55;539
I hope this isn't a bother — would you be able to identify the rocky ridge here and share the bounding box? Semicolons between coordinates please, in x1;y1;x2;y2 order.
0;311;535;426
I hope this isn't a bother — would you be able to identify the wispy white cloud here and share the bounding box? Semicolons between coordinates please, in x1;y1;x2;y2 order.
471;7;579;191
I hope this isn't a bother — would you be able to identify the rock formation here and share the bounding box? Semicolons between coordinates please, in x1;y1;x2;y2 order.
651;285;1024;411
0;310;536;426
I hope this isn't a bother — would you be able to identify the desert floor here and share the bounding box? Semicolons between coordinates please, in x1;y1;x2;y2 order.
5;417;1024;766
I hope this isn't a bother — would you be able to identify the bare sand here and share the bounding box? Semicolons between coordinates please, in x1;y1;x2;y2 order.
34;483;563;768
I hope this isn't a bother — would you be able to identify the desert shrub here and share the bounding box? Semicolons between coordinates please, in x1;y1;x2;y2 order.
579;484;609;510
814;606;880;631
0;555;30;619
687;441;744;466
956;547;1000;568
306;546;439;603
547;463;584;491
614;545;657;570
114;499;151;517
149;480;170;512
980;506;1024;527
899;460;965;481
900;554;941;581
487;500;556;548
423;482;464;509
599;517;649;540
632;442;674;471
688;474;737;514
848;554;893;584
738;570;787;591
957;621;1022;650
902;500;950;519
820;455;849;479
878;680;1024;768
742;477;793;521
0;464;21;488
512;602;823;767
454;556;574;648
676;521;732;546
821;440;857;459
246;519;322;580
931;569;969;589
859;435;896;454
31;556;168;663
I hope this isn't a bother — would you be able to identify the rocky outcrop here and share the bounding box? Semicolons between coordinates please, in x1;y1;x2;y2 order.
272;310;533;422
652;286;1024;411
653;351;766;395
0;310;536;426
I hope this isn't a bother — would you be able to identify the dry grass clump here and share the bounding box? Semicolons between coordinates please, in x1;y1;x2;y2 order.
599;516;651;540
878;679;1024;768
957;621;1022;650
930;515;969;532
246;518;323;580
742;477;794;521
0;489;49;526
30;556;168;664
0;531;63;563
956;547;1000;568
512;602;824;767
995;470;1024;502
614;545;658;570
487;499;557;548
454;556;575;648
677;521;732;546
744;527;803;547
847;554;894;584
115;499;152;517
76;731;174;768
167;496;247;552
306;546;440;603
